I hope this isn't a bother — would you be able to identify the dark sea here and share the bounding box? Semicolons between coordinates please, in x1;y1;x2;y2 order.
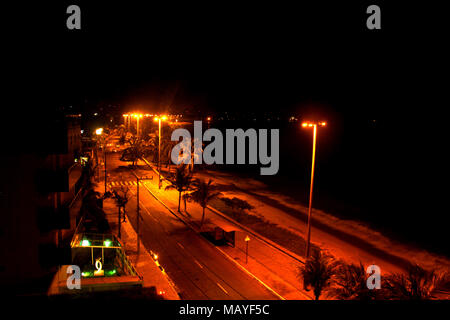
179;117;448;257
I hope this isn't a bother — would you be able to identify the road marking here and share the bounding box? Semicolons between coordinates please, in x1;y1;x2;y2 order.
215;246;288;300
177;242;185;250
193;259;203;269
139;177;290;300
128;188;159;224
216;282;229;295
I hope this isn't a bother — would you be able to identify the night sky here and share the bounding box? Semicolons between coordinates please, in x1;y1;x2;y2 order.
3;2;448;252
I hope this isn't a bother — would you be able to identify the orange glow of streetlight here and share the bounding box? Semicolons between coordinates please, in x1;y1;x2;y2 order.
301;120;327;258
154;115;168;189
154;115;168;122
95;128;103;135
301;121;327;128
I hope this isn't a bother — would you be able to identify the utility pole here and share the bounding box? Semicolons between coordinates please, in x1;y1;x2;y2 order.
104;141;107;194
133;172;153;255
301;121;326;258
136;177;140;253
154;115;167;189
158;118;161;189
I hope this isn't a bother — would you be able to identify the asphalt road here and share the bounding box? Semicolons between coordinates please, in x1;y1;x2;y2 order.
105;152;278;300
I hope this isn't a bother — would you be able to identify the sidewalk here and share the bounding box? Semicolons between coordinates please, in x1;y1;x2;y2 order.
136;163;313;300
97;185;180;300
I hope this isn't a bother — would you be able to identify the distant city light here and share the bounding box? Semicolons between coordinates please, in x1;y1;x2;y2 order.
154;115;168;122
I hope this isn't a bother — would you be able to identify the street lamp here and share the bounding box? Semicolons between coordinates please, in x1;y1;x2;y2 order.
123;114;129;132
301;120;326;258
95;127;108;194
95;128;104;182
244;235;250;264
154;115;168;189
132;113;143;137
132;171;153;255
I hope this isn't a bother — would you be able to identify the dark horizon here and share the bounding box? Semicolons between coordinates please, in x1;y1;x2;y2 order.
2;1;449;305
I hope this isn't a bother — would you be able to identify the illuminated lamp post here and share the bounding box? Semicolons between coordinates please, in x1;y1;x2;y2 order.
123;114;129;132
301;121;326;258
154;115;168;189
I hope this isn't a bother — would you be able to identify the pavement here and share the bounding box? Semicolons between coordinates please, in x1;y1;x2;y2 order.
96;186;180;300
134;160;313;300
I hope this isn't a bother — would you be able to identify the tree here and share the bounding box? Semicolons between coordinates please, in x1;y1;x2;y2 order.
329;262;382;300
112;184;130;238
220;197;254;222
165;164;194;212
383;265;450;300
186;179;222;228
120;136;148;167
298;250;337;300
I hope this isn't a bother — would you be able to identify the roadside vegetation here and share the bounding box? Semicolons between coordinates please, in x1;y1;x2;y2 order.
296;249;450;300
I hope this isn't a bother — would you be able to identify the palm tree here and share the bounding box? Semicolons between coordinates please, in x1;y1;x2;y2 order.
120;136;148;167
298;250;337;300
383;265;449;300
112;185;130;238
165;164;194;212
186;179;222;228
329;262;382;300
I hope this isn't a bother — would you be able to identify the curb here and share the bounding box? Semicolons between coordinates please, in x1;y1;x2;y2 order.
206;205;306;265
140;179;287;300
142;158;305;265
121;215;181;300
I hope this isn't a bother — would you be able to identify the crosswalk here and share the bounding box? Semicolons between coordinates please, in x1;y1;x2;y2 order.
108;181;139;187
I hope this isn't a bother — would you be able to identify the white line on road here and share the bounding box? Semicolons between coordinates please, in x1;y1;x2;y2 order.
215;246;288;300
193;259;203;269
216;282;229;295
128;188;159;223
177;242;185;250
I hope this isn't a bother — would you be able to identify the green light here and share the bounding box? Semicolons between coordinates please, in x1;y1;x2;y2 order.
103;240;112;247
82;271;92;277
107;269;117;276
81;239;91;247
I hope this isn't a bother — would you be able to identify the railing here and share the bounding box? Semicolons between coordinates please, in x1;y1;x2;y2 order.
115;245;142;279
71;232;122;248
